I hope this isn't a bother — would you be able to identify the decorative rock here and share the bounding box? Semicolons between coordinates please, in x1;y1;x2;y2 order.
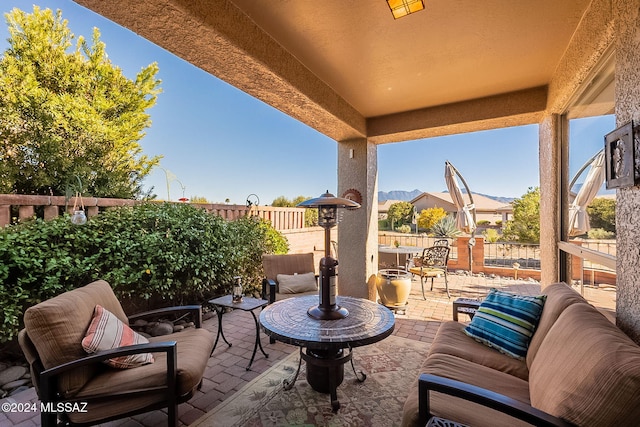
132;319;148;328
172;325;184;333
0;366;27;387
2;378;30;391
147;322;174;337
202;312;215;321
9;385;30;396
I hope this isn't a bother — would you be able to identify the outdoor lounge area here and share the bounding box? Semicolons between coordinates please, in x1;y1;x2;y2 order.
0;274;617;426
4;0;640;426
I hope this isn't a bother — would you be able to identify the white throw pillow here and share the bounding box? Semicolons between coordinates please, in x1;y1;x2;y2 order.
277;272;318;294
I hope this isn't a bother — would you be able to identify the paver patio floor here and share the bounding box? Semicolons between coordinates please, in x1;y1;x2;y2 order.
0;274;616;426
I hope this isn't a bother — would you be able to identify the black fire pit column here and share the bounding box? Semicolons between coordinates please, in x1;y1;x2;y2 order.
298;191;360;320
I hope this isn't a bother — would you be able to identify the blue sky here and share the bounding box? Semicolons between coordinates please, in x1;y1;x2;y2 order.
0;1;614;204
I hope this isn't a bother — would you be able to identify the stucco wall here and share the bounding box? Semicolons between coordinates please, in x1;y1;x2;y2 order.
538;114;562;286
613;0;640;342
337;139;379;301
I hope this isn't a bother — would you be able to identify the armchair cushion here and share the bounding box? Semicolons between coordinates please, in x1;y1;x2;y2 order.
82;305;154;368
68;327;213;424
23;280;128;397
276;272;317;294
464;289;546;360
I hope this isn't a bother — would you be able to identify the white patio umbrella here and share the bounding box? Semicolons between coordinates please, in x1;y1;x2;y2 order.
444;161;476;235
568;149;606;236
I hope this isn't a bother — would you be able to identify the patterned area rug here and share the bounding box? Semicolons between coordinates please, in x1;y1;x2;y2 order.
192;335;430;427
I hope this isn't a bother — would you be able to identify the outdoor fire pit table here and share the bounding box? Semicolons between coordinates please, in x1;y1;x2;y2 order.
259;295;395;411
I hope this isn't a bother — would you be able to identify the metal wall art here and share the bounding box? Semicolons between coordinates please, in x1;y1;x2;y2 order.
605;121;636;189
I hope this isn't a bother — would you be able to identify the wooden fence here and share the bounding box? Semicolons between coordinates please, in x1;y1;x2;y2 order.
0;194;306;231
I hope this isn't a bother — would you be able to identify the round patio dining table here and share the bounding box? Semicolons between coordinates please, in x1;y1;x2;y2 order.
378;245;423;269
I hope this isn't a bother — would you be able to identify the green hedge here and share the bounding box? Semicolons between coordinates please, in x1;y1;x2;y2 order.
0;202;288;342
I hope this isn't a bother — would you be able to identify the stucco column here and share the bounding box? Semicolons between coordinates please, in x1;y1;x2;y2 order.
336;138;378;301
538;114;564;287
614;0;640;342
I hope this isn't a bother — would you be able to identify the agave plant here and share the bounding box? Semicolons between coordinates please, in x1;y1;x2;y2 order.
431;215;463;238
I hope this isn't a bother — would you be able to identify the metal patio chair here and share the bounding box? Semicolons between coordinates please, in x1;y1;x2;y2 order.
409;245;451;299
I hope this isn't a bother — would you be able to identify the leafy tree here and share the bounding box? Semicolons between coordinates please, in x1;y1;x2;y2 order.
587;197;615;233
387;201;414;230
271;196;291;207
190;195;210;204
0;7;161;198
417;207;447;230
503;187;540;243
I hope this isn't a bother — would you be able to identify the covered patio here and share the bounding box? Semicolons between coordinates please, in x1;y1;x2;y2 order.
8;0;640;425
70;0;639;342
1;275;616;426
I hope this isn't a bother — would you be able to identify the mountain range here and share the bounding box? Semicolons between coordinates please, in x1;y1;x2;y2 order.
378;189;514;204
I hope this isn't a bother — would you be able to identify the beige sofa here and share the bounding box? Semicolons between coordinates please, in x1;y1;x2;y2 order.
19;280;214;427
401;283;640;427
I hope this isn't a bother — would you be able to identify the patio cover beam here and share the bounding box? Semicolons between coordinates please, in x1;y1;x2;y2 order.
73;0;366;142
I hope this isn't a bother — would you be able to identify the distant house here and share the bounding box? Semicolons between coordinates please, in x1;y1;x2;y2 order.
410;192;512;226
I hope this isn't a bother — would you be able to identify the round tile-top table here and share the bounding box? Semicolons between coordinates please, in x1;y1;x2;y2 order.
259;295;395;411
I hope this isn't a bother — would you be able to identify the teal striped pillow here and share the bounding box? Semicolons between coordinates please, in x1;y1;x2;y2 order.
463;288;546;360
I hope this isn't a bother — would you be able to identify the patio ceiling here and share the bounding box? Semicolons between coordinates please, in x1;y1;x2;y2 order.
73;0;592;143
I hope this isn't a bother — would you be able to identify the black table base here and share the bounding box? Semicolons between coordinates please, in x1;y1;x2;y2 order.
284;346;366;411
260;295;394;412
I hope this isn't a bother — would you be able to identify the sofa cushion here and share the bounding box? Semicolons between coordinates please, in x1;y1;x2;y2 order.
262;253;316;292
401;354;531;427
23;280;127;397
529;303;640;426
428;321;529;380
69;327;214;424
526;282;586;369
82;305;154;368
464;289;546;360
276;272;318;294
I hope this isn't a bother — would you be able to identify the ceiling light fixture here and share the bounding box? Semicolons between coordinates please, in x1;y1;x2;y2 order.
387;0;425;19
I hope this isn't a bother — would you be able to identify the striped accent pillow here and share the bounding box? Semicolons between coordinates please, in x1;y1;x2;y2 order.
463;289;546;360
82;305;154;368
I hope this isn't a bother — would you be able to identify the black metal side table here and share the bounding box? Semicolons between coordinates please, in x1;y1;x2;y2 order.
208;295;269;370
